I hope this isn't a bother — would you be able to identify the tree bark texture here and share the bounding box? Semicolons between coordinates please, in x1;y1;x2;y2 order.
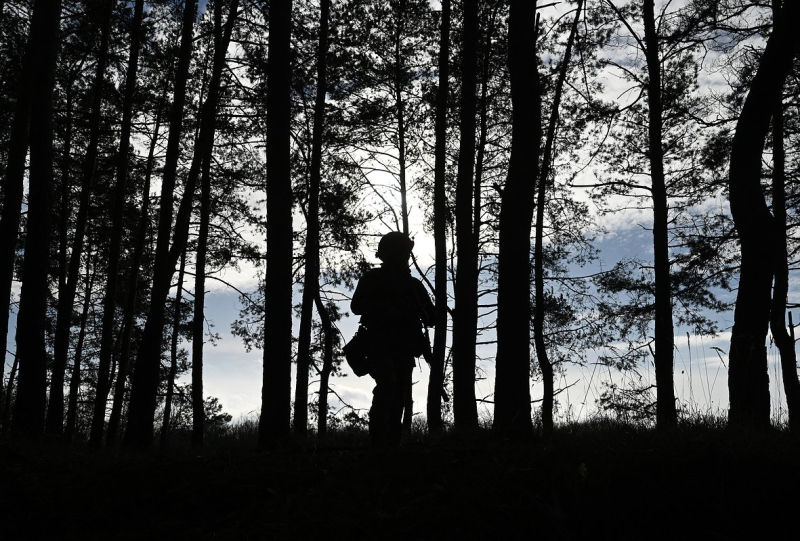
452;0;479;432
493;0;539;439
428;0;451;433
533;0;582;438
89;0;145;446
727;0;799;429
259;0;294;447
294;0;330;436
11;0;63;438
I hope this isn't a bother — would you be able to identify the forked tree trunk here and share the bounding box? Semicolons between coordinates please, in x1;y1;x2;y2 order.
493;0;539;439
294;0;330;436
428;0;451;433
105;90;166;446
89;0;145;446
11;0;63;438
452;0;479;432
727;0;799;429
533;0;582;438
123;0;198;448
259;0;294;447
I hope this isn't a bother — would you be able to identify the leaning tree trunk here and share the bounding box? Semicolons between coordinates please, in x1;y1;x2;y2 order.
161;250;186;447
294;0;330;436
123;0;198;448
11;0;63;438
493;0;539;439
727;0;799;430
428;0;451;433
533;0;582;438
48;0;114;436
767;6;800;433
259;0;294;447
89;0;145;446
105;90;166;446
452;0;479;432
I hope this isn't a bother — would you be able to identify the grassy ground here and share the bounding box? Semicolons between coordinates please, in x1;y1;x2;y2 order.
2;418;798;540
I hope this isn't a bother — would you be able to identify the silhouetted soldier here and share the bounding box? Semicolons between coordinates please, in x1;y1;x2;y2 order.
351;232;436;447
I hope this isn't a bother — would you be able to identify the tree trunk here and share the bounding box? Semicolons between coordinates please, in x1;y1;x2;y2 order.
11;0;63;438
452;0;479;432
0;0;41;416
259;0;294;447
493;0;539;439
294;0;330;436
768;1;800;433
2;353;19;433
65;250;96;442
89;0;145;447
105;89;166;446
47;0;114;436
314;291;333;438
727;0;799;429
123;0;199;448
428;0;450;434
162;251;186;447
533;0;582;438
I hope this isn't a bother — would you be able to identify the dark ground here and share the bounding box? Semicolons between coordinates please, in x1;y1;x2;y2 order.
2;421;798;540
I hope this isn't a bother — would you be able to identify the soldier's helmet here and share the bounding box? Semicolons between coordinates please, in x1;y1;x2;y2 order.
376;231;414;262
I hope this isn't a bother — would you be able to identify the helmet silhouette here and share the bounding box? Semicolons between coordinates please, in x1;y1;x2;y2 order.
376;231;414;261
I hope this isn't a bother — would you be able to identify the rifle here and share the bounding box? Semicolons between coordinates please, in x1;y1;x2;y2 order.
420;325;449;402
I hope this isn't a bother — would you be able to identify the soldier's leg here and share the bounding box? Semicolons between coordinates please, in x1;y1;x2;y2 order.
369;355;396;446
388;356;413;446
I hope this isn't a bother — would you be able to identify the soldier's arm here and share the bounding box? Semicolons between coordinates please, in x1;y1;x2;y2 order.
351;272;374;315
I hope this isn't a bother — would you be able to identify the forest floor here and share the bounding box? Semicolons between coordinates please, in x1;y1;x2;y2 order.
1;418;798;540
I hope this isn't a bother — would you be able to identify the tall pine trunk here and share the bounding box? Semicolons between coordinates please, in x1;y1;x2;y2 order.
428;0;451;433
48;0;114;436
259;0;294;447
727;0;798;429
533;0;582;438
123;0;198;448
294;0;330;436
11;0;63;438
89;0;145;446
768;0;800;433
493;0;539;439
314;292;333;437
452;0;479;432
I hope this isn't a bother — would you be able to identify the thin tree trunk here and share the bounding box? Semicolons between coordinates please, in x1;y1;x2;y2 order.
106;89;166;446
48;0;115;436
89;0;145;446
768;1;800;432
727;0;798;429
452;0;479;432
11;0;63;438
259;0;294;447
294;0;330;436
314;291;333;438
533;0;582;438
162;250;186;447
428;0;451;434
493;0;539;439
65;249;96;442
123;0;198;448
2;353;18;432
